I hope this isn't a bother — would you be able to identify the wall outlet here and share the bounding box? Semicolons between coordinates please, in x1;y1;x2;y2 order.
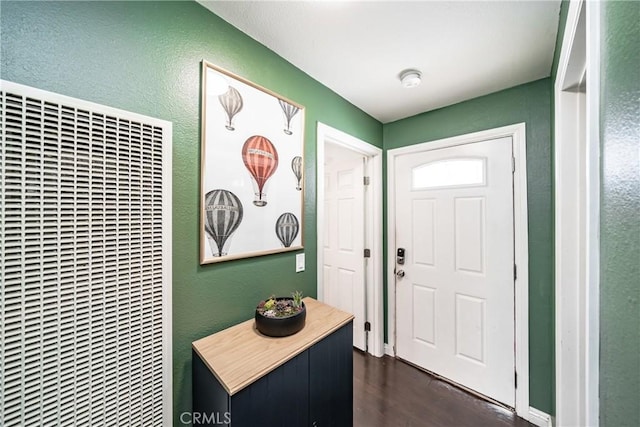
296;253;305;272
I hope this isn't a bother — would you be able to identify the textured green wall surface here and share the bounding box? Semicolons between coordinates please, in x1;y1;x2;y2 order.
383;78;555;414
599;1;640;426
0;1;382;424
2;0;564;421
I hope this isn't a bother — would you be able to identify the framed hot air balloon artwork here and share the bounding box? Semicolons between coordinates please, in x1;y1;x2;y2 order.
200;60;305;264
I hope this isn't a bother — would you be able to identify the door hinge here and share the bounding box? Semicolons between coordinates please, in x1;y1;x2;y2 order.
514;264;517;280
364;321;371;332
363;176;370;186
512;157;516;173
515;371;518;389
364;248;371;258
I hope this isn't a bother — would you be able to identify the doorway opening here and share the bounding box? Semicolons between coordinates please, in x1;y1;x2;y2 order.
316;123;384;357
387;123;532;420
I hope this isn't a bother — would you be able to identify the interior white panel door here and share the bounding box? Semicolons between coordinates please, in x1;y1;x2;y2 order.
324;144;366;350
395;137;515;406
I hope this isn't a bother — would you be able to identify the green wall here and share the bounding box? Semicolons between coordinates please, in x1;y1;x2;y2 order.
598;1;640;425
2;0;567;421
0;1;382;424
383;78;555;414
551;0;640;423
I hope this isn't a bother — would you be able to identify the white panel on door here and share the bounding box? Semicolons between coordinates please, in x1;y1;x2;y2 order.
412;199;436;266
337;268;355;312
455;294;486;364
337;169;354;190
455;197;485;274
412;284;436;346
338;198;354;251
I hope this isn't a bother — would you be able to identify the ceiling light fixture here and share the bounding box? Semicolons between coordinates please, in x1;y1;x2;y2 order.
399;69;422;88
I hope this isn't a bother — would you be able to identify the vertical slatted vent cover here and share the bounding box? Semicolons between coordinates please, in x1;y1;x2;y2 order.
1;82;171;426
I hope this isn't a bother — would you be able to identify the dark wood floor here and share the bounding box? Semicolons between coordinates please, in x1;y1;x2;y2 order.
353;350;533;427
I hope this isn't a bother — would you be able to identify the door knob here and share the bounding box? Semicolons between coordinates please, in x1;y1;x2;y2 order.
396;270;405;279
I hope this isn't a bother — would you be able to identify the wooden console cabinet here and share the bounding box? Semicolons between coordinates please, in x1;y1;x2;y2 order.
192;298;354;426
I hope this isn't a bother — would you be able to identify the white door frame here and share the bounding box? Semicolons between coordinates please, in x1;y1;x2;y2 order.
317;122;384;357
554;0;600;425
387;123;531;419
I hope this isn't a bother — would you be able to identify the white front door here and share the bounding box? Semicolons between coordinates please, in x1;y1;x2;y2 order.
324;143;366;350
395;137;515;406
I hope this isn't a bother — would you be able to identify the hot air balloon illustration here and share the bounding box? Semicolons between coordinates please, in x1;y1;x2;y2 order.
278;99;300;135
218;86;243;131
242;135;279;207
204;189;243;257
291;156;303;191
275;212;300;248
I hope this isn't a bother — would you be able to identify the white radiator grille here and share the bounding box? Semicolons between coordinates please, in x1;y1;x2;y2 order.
1;81;172;426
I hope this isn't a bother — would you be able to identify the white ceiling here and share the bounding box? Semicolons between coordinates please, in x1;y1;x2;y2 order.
199;1;561;123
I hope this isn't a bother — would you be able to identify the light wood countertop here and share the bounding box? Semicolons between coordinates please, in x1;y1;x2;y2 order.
192;297;354;395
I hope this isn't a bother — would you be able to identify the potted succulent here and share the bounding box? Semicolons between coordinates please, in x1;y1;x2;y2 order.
255;291;306;337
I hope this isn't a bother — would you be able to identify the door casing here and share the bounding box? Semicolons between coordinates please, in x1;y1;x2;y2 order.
554;1;601;425
387;123;531;419
317;122;384;357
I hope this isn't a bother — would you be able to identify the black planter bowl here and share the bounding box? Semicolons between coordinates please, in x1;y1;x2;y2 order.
255;298;306;337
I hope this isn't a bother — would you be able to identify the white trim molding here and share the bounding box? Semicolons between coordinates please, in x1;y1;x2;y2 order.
528;407;554;427
386;123;529;417
554;0;601;425
384;343;395;357
316;122;384;357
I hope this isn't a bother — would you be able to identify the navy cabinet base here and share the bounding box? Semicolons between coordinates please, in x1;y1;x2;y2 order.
193;322;353;426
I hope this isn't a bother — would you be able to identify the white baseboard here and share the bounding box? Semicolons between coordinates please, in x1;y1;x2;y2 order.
384;343;394;356
369;338;385;358
527;407;553;427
